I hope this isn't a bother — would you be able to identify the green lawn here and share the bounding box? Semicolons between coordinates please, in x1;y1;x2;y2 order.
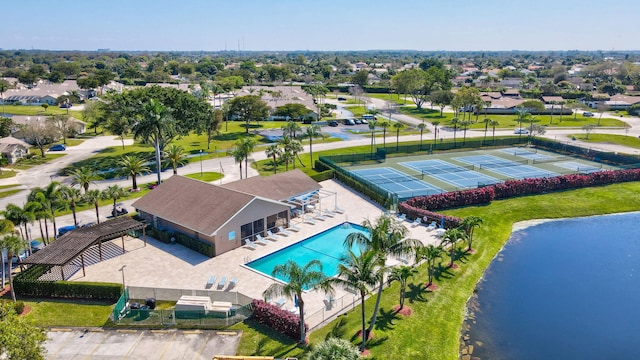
0;170;17;179
399;107;629;129
367;93;415;105
184;171;224;182
0;189;22;199
24;298;115;327
12;153;66;170
1;105;84;119
570;133;640;149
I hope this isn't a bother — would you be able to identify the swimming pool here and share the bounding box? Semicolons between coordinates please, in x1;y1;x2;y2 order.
246;223;368;284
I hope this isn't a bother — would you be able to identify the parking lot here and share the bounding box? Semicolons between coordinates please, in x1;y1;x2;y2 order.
45;328;240;360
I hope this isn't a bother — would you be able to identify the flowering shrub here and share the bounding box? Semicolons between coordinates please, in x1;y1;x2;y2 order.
251;299;307;340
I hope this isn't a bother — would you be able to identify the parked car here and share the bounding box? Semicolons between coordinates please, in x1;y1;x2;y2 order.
583;111;594;117
362;114;377;121
48;144;66;151
11;250;28;264
59;103;72;108
58;225;76;237
30;240;44;252
514;128;530;135
328;120;339;127
344;118;356;125
112;206;129;217
337;97;347;101
353;118;362;124
360;119;368;124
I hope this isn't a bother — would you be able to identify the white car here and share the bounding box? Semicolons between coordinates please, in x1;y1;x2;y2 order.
514;128;530;135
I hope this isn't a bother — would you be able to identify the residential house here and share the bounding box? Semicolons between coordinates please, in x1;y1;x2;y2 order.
0;136;30;164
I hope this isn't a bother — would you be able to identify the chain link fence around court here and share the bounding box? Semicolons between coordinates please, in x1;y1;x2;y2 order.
112;286;254;328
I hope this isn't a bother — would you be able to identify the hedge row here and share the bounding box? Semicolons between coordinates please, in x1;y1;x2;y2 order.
147;226;215;257
310;169;334;182
251;299;306;340
14;265;122;301
401;169;640;214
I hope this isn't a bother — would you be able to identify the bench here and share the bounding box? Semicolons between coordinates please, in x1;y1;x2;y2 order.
206;276;216;287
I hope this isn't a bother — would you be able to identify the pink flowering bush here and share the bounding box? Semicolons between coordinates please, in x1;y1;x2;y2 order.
251;299;306;340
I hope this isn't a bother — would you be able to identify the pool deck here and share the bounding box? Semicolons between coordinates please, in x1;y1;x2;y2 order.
68;179;442;329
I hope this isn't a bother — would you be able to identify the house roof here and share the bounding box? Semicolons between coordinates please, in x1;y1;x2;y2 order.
608;94;640;105
132;176;257;236
222;169;321;201
0;136;30;147
541;96;565;103
488;97;525;109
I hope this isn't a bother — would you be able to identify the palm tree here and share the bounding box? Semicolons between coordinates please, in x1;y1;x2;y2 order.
515;107;529;140
118;155;150;191
460;216;484;251
368;120;377;157
163;144;187;175
0;219;15;289
280;135;304;169
459;120;471;145
239;137;257;178
482;118;491;144
432;120;441;142
230;143;246;180
388;265;418;310
344;214;421;336
103;185;127;217
33;182;62;241
440;228;467;268
416;244;443;287
28;200;49;245
134;99;175;185
378;121;390;148
84;189;102;224
67;166;100;194
262;260;332;344
417;122;427;150
305;124;323;167
489;119;500;143
0;234;25;302
2;203;34;241
451;117;459;145
392;122;404;151
281;121;301;139
325;250;381;353
0;81;7;116
280;150;294;172
60;186;82;227
265;144;282;174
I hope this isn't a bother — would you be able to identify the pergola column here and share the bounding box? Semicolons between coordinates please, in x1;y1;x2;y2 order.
81;253;86;277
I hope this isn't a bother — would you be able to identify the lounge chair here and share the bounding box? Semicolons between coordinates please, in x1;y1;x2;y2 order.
266;230;281;240
274;298;286;307
333;205;345;214
206;275;216;287
244;239;257;249
322;209;335;218
217;277;227;289
304;215;317;225
287;223;301;232
426;221;437;231
255;234;269;245
397;213;407;221
228;278;239;288
411;217;422;227
315;211;327;221
277;226;291;236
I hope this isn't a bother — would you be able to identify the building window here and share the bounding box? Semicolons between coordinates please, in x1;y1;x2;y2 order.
228;231;236;241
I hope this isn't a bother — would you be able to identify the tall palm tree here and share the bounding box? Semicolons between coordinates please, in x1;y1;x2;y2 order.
392;122;404;151
416;244;443;287
388;265;418;310
2;204;34;241
489;119;500;143
440;228;467;268
118;155;150;191
280;135;304;169
417;122;427;150
103;185;127;217
326;250;381;353
281;121;301;139
239;137;258;178
59;186;83;227
0;234;25;302
515;106;529;140
460;216;484;251
134;99;175;185
83;189;102;224
230;143;246;179
32;182;62;242
368;120;377;157
163;144;187;175
344;214;421;335
482;118;491;144
265;144;282;174
262;260;332;344
305;124;323;167
29;200;47;245
432;120;441;142
459;120;471;145
451;117;459;145
378;121;390;148
280;150;294;172
67;166;99;193
0;219;15;289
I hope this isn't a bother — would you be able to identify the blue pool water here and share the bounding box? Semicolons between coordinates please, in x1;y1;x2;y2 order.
465;213;640;359
246;223;368;283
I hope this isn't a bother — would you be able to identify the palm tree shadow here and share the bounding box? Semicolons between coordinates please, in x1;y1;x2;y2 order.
405;282;429;304
456;249;471;264
434;263;455;281
325;316;349;340
373;307;399;332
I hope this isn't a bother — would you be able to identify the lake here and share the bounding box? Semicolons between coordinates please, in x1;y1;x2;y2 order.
463;212;640;360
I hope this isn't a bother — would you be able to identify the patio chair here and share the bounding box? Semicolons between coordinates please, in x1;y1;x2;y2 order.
322;209;335;218
206;275;216;288
315;211;327;221
397;213;407;221
304;215;317;225
411;217;422;227
244;239;257;249
228;278;239;288
266;230;281;240
426;221;437;231
255;234;269;245
333;205;345;214
274;298;286;307
217;277;227;289
277;226;291;236
287;223;301;232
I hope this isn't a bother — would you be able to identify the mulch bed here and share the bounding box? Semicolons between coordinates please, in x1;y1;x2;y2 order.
393;305;413;316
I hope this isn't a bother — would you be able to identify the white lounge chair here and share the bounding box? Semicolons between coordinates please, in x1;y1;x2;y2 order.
206;275;216;287
244;239;257;249
277;226;291;236
274;298;286;307
426;221;437;231
315;211;327;221
397;213;407;221
322;209;335;218
217;276;227;288
333;205;345;214
267;230;281;240
287;223;301;232
411;217;422;227
255;234;269;245
228;278;239;288
304;215;317;225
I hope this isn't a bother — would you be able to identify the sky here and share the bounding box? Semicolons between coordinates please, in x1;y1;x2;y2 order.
5;0;640;52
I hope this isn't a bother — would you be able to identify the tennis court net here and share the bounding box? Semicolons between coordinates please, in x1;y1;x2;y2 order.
362;174;422;185
532;156;573;164
479;159;529;169
421;164;475;175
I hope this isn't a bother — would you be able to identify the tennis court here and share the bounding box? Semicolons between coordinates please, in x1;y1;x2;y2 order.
351;167;443;198
500;147;554;161
454;154;558;180
552;161;603;174
400;159;500;189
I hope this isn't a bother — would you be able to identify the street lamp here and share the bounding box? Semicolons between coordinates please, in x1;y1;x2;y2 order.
119;265;127;290
199;150;203;176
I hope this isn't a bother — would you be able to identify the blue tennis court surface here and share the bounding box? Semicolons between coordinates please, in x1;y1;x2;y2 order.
552;161;602;174
500;147;554;161
400;159;500;189
352;167;443;198
454;155;558;180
